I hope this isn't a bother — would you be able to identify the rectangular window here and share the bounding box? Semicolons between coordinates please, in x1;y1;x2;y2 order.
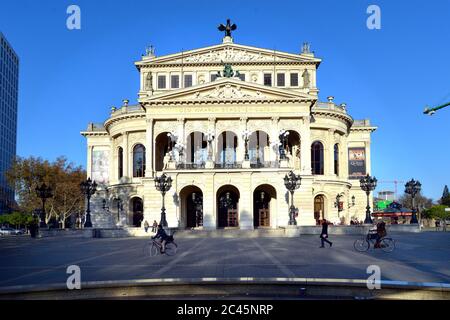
157;75;166;89
263;73;272;86
171;75;179;88
290;73;299;87
184;74;193;87
277;73;285;87
238;73;245;81
211;74;218;82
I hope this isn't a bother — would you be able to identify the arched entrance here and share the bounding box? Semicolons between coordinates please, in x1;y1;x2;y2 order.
249;131;270;166
216;131;238;167
179;186;203;229
131;197;144;227
186;131;207;166
253;184;276;228
314;195;326;225
217;185;240;228
155;132;171;171
287;130;301;169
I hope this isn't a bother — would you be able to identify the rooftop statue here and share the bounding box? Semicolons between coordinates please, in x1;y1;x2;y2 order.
218;19;237;37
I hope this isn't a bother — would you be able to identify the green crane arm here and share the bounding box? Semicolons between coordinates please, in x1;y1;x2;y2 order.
424;101;450;115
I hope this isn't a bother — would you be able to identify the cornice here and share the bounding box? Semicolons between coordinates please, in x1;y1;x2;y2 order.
138;61;319;70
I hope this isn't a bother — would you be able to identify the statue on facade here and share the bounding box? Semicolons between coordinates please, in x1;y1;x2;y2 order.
218;19;237;37
302;69;310;88
216;63;240;78
145;72;153;92
301;42;311;54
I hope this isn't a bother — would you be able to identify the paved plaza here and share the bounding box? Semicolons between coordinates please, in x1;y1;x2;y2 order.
0;232;449;288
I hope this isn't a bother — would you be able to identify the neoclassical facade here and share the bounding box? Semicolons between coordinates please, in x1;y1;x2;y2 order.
81;30;376;230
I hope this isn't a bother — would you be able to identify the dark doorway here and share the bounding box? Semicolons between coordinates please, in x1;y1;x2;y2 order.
253;185;276;228
217;186;239;228
314;195;325;225
132;197;144;227
186;191;203;228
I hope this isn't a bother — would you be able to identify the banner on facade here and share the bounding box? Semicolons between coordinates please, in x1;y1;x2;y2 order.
91;149;110;184
348;148;366;179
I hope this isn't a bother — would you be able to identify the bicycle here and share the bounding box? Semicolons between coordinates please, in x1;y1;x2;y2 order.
143;236;178;257
353;230;395;253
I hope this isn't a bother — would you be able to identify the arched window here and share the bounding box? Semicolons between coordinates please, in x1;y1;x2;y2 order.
133;144;146;177
311;141;324;175
118;147;123;179
334;144;339;176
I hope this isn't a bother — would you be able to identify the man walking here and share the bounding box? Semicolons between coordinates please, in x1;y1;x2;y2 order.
320;219;333;248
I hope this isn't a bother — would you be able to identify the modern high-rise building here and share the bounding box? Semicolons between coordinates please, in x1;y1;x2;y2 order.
0;32;19;214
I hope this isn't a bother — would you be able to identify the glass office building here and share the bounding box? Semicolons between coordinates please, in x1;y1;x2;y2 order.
0;32;19;214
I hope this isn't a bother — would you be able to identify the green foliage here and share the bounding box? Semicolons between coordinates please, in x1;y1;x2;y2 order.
441;185;450;206
5;156;86;227
422;205;450;220
0;212;37;228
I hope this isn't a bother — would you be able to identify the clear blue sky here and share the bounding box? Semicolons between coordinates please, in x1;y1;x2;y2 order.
1;0;449;200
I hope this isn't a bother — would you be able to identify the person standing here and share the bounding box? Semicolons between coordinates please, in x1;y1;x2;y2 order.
320;219;333;248
152;220;158;233
144;220;150;233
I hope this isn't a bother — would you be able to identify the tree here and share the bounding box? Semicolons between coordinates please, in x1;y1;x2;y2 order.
398;192;434;211
440;185;450;206
6;156;86;228
422;205;450;220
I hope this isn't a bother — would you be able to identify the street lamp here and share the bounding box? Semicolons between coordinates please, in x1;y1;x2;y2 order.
334;193;344;216
154;173;172;227
284;171;301;225
35;183;53;228
242;129;251;161
404;178;421;224
278;130;289;160
80;178;97;228
359;174;377;224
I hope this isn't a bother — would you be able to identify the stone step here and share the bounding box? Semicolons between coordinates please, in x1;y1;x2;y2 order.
173;228;286;238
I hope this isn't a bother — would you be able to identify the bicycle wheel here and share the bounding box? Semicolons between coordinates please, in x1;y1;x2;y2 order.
165;242;177;256
143;242;152;257
354;239;370;252
380;238;395;253
150;243;159;257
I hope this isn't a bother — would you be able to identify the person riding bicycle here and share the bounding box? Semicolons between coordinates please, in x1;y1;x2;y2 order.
374;221;387;248
152;224;170;253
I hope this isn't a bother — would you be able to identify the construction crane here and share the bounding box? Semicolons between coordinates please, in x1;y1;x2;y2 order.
424;101;450;115
377;180;405;200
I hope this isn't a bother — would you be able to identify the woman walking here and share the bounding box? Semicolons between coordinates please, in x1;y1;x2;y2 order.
320;219;333;248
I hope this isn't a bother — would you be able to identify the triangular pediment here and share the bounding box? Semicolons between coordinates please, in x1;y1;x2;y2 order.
136;42;321;67
140;78;317;103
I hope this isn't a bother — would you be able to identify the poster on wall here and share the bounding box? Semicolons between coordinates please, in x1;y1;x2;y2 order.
91;149;110;184
348;147;366;179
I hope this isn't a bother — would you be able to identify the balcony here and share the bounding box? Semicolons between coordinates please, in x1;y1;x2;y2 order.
173;161;281;170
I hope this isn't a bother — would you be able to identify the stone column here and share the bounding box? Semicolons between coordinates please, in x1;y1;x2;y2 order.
240;117;249;168
326;129;335;176
145;119;154;178
87;145;93;178
300;117;312;175
206;117;216;168
177;118;185;163
270;117;279;162
202;174;216;229
123;132;130;178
